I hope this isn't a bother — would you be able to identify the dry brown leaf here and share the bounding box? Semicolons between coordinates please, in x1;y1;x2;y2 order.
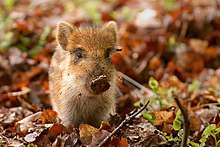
149;56;163;71
99;120;112;132
189;112;202;131
125;117;166;146
79;124;99;145
196;108;218;124
162;123;173;134
119;137;129;147
24;127;45;143
154;111;175;126
17;111;42;134
90;129;110;147
38;110;60;124
47;124;67;141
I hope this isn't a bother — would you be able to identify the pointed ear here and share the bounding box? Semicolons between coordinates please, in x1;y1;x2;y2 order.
56;21;75;50
105;21;118;42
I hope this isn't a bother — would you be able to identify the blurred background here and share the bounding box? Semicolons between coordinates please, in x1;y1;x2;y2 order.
1;0;220;108
1;0;220;146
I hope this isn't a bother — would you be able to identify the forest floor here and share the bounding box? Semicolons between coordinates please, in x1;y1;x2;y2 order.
0;0;220;146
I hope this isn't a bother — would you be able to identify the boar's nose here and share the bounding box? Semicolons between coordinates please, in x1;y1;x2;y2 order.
90;75;110;94
90;67;110;94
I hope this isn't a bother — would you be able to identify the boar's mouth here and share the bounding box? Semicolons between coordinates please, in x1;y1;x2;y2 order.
90;75;110;94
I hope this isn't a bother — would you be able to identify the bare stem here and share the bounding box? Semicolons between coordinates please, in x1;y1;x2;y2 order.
173;95;190;147
98;101;150;147
117;71;154;96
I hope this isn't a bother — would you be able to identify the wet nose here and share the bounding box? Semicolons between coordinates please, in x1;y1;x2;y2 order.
90;67;110;94
90;75;110;94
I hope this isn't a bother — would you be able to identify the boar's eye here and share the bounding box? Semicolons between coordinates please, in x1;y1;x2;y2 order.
105;48;113;59
105;47;122;60
73;48;85;64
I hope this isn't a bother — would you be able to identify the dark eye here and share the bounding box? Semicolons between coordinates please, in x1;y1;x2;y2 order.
76;51;83;59
73;48;85;64
105;48;113;59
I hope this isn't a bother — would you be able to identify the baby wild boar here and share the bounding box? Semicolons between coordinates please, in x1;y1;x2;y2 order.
49;21;119;127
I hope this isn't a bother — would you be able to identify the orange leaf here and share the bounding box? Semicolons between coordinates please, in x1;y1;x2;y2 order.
119;137;129;147
79;124;99;145
38;110;60;124
154;111;175;126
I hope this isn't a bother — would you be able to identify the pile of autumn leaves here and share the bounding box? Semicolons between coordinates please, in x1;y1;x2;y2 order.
1;0;220;146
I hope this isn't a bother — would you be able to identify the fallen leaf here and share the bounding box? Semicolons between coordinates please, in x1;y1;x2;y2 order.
47;124;67;141
24;128;45;143
154;111;175;126
119;137;129;147
79;124;99;145
125;117;166;146
38;110;60;124
189;112;202;131
17;111;42;134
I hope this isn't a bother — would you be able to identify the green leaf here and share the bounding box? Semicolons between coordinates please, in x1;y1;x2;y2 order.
27;143;38;147
215;127;220;134
173;119;181;131
187;138;200;147
162;0;176;11
0;32;14;51
148;77;159;89
203;124;215;136
173;109;182;131
29;26;51;56
199;137;207;143
188;81;201;94
199;124;217;144
142;110;155;123
168;36;176;46
133;101;140;107
4;0;16;10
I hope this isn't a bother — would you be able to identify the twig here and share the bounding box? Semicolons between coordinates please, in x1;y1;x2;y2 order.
117;71;155;97
190;103;220;111
0;133;9;143
98;101;150;147
173;95;190;147
5;87;30;97
180;21;188;38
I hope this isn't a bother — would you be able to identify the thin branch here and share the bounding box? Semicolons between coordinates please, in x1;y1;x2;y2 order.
180;21;188;38
173;95;190;147
190;103;220;111
5;87;30;97
117;71;155;97
98;101;150;147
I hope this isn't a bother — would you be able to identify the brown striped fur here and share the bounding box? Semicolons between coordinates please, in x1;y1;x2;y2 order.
49;21;119;127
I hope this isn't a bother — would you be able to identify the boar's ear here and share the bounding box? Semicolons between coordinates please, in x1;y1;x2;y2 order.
57;21;75;50
105;21;118;42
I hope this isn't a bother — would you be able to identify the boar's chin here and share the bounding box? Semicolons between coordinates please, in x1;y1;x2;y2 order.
90;75;110;94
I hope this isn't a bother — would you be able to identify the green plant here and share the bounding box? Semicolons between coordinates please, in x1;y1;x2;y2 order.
0;6;13;51
164;129;183;146
173;109;182;131
148;77;177;108
28;26;51;56
3;0;16;10
200;124;220;147
73;0;101;24
162;0;176;11
27;143;38;147
134;99;155;123
188;80;201;99
111;6;132;23
134;77;178;123
188;81;201;93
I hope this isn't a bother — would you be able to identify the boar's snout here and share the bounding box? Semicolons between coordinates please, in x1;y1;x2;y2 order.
90;75;110;94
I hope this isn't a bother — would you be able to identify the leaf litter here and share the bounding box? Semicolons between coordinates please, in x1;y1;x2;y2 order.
0;0;220;146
